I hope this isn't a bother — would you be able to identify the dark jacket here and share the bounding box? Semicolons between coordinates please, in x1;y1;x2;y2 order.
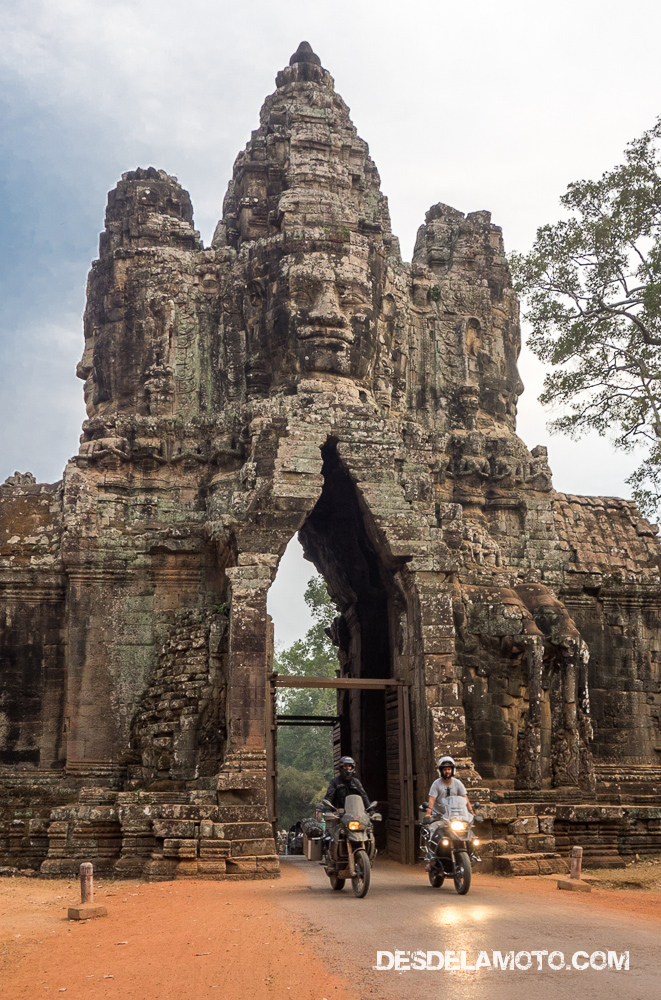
325;774;371;810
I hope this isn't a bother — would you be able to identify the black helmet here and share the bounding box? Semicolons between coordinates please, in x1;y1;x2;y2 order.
437;755;456;777
339;756;356;778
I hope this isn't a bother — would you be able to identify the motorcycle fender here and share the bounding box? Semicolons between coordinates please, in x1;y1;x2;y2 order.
347;832;366;844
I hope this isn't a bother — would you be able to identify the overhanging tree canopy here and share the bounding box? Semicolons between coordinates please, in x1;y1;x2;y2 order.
510;117;661;516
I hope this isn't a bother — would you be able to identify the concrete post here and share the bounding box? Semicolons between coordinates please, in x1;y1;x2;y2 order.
570;845;583;880
557;844;591;892
80;862;94;903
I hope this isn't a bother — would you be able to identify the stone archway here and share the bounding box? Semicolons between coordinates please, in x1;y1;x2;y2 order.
217;424;447;869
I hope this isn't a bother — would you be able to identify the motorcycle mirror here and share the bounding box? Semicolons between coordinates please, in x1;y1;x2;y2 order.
473;800;481;809
475;813;485;824
321;798;334;809
368;800;378;810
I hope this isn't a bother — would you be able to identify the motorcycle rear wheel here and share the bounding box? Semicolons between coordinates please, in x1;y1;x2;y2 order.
453;851;471;895
329;873;345;890
428;868;444;888
351;849;371;898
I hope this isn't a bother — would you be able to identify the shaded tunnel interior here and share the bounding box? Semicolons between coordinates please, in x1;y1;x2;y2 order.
298;439;396;838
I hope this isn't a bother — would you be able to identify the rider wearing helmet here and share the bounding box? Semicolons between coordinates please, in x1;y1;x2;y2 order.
325;756;371;810
425;755;474;818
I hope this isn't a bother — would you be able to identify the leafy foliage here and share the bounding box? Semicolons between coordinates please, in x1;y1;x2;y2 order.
510;118;661;517
275;575;339;829
277;766;329;832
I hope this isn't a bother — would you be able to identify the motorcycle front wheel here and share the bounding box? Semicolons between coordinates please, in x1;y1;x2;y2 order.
351;849;371;898
453;851;471;895
428;868;444;888
329;873;345;890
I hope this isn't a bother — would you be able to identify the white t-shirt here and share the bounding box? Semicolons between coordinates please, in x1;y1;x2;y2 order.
428;777;467;815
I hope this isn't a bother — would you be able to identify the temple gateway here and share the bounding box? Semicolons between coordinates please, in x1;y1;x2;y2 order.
1;43;660;878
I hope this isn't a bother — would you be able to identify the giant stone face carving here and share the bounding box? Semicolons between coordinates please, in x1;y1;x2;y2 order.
284;248;375;377
236;235;392;394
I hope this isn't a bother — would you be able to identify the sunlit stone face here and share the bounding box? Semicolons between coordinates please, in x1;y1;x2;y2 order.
235;235;397;400
277;249;377;378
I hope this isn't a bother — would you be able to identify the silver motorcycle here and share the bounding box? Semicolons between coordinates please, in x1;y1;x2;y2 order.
320;794;381;898
420;795;481;894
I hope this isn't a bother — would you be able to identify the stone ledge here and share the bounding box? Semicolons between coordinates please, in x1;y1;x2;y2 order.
494;853;569;876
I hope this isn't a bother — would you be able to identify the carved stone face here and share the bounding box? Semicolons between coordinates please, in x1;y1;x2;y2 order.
234;237;397;401
77;330;111;417
275;248;378;379
77;337;96;416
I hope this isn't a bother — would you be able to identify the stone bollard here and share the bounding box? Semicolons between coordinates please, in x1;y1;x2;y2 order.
80;862;94;903
68;862;108;920
557;844;592;893
570;846;583;880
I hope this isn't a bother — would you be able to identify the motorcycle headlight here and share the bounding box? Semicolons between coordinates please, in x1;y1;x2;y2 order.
348;821;362;831
450;820;468;832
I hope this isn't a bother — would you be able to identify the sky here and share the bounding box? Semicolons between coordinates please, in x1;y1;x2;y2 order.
1;0;659;646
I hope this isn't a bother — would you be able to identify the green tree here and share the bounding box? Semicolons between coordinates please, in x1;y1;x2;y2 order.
510;118;661;517
277;766;329;832
275;576;339;828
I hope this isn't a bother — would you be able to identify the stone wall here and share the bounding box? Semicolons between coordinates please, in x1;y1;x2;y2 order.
0;478;65;770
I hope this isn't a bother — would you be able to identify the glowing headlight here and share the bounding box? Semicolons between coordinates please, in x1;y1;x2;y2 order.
442;838;450;846
450;820;467;832
473;839;480;846
348;821;362;831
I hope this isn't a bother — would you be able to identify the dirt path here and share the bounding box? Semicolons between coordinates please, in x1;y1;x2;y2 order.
1;860;659;1000
0;867;355;1000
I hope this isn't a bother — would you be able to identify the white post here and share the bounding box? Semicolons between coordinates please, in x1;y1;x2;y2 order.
80;862;94;903
570;845;583;880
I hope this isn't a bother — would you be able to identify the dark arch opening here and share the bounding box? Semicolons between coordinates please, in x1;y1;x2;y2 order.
298;439;395;836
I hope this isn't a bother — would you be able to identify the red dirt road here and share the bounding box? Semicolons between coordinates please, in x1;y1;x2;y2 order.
0;867;355;1000
1;861;660;1000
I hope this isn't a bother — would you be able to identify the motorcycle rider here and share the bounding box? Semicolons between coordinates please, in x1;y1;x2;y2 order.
425;755;474;819
325;756;371;811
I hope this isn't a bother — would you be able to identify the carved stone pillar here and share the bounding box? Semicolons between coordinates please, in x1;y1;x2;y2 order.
516;637;544;790
225;554;277;754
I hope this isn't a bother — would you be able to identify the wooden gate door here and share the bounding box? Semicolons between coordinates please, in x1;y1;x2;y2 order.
385;684;415;863
266;676;278;841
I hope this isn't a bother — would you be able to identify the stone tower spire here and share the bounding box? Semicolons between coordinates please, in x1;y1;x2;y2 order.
214;42;397;256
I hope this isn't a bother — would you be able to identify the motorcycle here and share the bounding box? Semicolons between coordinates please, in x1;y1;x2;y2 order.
319;794;381;898
420;795;481;895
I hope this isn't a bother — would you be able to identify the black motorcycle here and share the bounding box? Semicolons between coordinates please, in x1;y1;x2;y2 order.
320;794;381;898
420;795;481;895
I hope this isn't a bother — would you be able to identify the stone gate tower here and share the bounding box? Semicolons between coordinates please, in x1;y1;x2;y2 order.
1;43;660;877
